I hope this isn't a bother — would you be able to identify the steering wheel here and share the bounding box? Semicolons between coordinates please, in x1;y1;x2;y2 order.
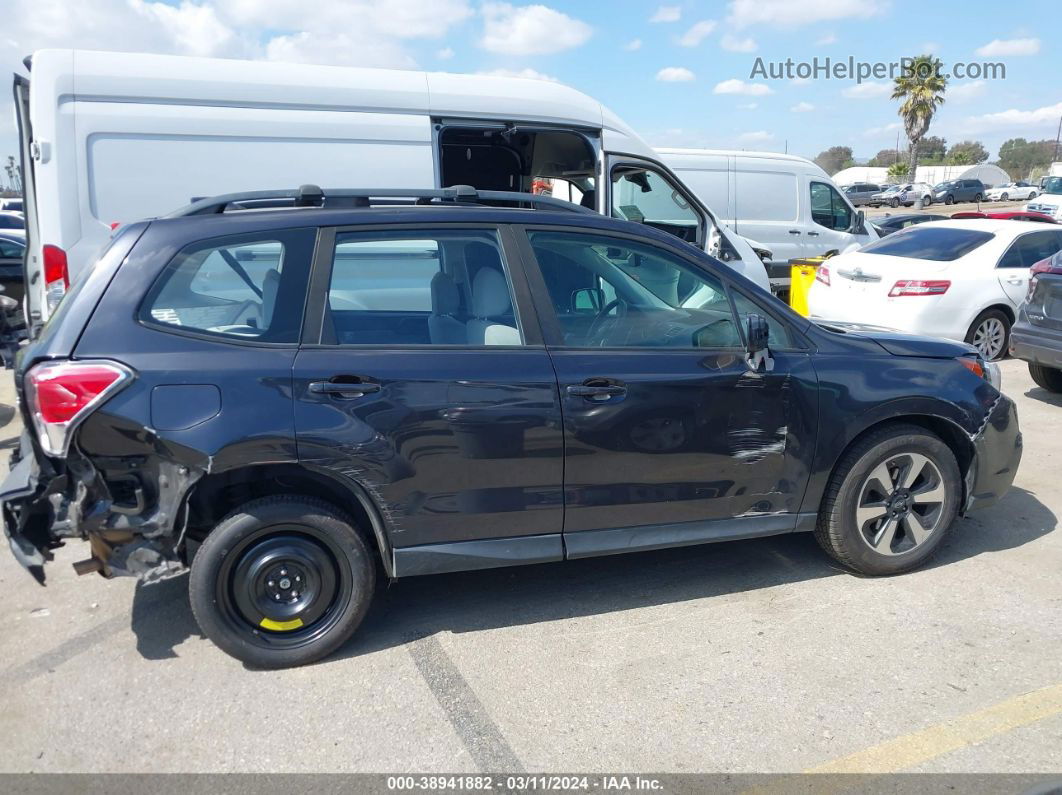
585;298;628;346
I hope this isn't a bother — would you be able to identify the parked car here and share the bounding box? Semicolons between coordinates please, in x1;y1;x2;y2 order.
951;211;1056;224
843;183;883;207
808;220;1062;360
658;148;877;292
14;50;769;333
984;182;1038;202
1026;176;1062;222
0;230;26;305
0;211;25;230
0;198;23;213
932;179;985;205
869;183;934;208
872;213;948;236
0;185;1020;668
1011;249;1062;392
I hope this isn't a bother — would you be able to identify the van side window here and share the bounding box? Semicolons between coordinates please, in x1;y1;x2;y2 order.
610;166;700;244
141;230;314;343
810;181;853;231
324;230;523;347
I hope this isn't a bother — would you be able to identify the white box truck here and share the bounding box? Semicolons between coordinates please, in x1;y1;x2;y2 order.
14;50;770;331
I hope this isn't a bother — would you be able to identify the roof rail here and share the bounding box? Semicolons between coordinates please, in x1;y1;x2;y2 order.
166;184;594;218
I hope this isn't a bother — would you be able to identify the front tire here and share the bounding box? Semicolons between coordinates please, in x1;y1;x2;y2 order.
1029;363;1062;393
966;309;1011;361
974;193;983;203
945;194;954;205
190;496;376;668
815;424;960;576
1000;193;1009;201
889;198;899;208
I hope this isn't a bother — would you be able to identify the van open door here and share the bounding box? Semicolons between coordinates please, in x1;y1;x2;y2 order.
604;155;706;247
13;73;41;333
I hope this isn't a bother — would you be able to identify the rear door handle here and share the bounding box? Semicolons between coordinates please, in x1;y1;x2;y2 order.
1006;276;1025;285
309;379;381;398
788;230;801;235
566;382;627;401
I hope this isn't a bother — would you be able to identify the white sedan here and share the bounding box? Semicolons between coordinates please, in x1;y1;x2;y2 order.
985;182;1039;202
807;219;1062;360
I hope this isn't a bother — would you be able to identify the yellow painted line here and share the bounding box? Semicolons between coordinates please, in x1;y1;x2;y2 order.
806;683;1062;774
259;617;304;631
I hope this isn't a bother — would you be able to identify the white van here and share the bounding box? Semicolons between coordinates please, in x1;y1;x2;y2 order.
658;148;877;290
14;50;769;330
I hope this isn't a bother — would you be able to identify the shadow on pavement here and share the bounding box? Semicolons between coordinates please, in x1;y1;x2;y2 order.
126;485;1055;665
1024;386;1062;408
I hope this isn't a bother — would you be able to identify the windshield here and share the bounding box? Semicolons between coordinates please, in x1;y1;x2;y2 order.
859;226;995;261
1043;177;1062;195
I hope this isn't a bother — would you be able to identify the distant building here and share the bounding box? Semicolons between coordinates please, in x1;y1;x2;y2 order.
833;163;1011;188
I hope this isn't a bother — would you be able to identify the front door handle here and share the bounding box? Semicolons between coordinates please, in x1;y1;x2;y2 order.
566;382;627;401
807;231;820;236
309;379;381;398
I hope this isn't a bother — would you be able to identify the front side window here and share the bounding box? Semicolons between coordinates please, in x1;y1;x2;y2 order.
610;165;701;243
528;230;740;349
142;230;314;342
997;231;1062;269
325;229;522;347
810;182;853;231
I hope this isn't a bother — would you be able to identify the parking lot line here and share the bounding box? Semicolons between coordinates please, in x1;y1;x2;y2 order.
805;683;1062;773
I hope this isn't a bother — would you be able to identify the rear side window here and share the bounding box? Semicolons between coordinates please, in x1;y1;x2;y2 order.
860;227;994;261
141;229;315;343
324;229;523;347
997;231;1062;268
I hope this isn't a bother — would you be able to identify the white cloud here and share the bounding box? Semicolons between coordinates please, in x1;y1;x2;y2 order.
476;67;559;82
862;121;902;137
657;66;696;82
480;2;592;56
720;33;757;52
678;20;718;47
739;130;774;143
975;37;1040;57
624;38;642;51
129;0;234;57
815;33;837;46
713;78;772;96
650;5;682;23
738;102;758;110
728;0;888;28
843;81;891;99
919;41;940;54
949;79;987;102
265;30;416;68
963;101;1062;132
790;101;815;112
437;46;455;59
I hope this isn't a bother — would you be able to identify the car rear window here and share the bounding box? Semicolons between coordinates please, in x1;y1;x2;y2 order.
859;227;995;261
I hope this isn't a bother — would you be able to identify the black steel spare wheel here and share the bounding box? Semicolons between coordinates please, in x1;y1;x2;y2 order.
190;496;375;668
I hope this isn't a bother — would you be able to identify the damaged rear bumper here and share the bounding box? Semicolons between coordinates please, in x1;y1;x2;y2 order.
1;433;200;584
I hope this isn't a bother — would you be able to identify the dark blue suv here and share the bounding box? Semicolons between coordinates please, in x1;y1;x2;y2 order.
1;186;1022;667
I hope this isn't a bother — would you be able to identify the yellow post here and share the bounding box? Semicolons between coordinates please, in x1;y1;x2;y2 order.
789;257;825;318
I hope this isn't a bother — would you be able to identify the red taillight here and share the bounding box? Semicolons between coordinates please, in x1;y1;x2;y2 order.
42;244;70;312
109;221;121;230
816;265;830;286
25;360;133;456
888;280;951;297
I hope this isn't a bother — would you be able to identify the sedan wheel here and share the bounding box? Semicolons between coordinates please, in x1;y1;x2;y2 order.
1000;193;1009;201
967;311;1010;361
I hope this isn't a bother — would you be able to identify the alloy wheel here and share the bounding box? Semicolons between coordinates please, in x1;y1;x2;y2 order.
855;453;947;556
972;317;1006;360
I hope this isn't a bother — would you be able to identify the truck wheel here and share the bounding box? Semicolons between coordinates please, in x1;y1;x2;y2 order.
190;496;376;668
889;198;899;208
965;309;1010;361
945;194;954;205
815;424;960;576
974;193;983;202
1029;363;1062;393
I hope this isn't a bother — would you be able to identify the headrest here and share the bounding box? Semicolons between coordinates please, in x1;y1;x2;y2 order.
430;271;460;315
471;268;513;318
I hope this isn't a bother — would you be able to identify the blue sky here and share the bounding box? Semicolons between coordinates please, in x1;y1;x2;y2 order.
1;0;1060;183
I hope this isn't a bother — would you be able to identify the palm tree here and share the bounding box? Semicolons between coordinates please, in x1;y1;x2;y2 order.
891;55;947;184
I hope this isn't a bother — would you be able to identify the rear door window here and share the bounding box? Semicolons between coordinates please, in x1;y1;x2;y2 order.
998;231;1062;268
141;229;315;343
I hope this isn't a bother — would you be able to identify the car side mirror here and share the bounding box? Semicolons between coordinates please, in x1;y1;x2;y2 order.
572;287;605;313
745;314;774;372
849;209;866;234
